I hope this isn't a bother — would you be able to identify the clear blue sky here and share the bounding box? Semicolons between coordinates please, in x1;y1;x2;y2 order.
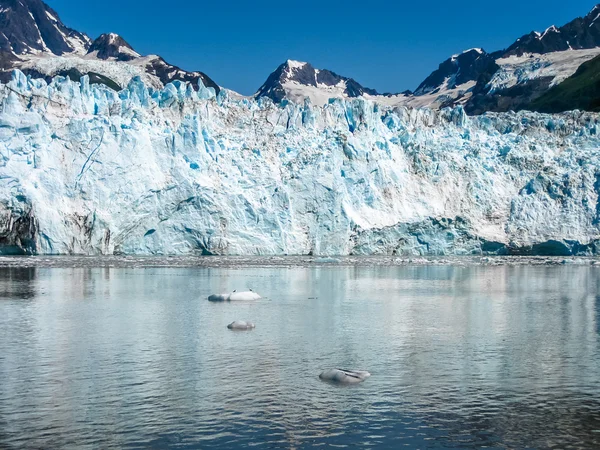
47;0;597;95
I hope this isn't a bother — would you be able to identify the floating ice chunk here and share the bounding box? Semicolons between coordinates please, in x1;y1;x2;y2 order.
319;369;371;384
227;321;256;330
207;290;262;301
227;290;261;301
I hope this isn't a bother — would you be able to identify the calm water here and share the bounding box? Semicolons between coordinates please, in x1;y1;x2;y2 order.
1;263;600;449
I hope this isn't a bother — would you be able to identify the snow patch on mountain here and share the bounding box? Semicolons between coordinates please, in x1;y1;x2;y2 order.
488;48;600;93
286;59;307;70
17;53;164;89
364;80;476;109
281;79;346;106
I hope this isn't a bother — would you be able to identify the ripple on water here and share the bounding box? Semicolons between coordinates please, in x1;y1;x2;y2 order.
0;264;600;448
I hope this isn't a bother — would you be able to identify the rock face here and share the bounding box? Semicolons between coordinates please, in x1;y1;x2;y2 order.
414;49;498;96
1;71;599;256
0;0;90;55
505;6;600;56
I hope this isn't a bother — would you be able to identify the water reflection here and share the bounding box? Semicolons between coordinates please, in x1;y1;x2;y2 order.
0;265;599;448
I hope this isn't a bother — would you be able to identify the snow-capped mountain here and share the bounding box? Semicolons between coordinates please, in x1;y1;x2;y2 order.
255;60;385;106
4;0;600;114
254;5;600;114
414;4;600;114
0;0;219;92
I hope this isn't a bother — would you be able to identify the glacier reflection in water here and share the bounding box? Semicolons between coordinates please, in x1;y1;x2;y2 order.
1;264;600;449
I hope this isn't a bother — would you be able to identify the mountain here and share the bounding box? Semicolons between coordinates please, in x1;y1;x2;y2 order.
253;5;600;114
506;5;600;56
1;71;599;256
414;4;600;114
4;0;600;114
255;60;382;105
0;0;219;92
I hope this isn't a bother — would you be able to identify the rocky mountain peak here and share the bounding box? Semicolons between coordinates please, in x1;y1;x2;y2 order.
87;33;140;61
255;59;379;104
504;4;600;56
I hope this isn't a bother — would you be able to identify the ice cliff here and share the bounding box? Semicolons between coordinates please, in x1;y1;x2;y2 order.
1;70;599;256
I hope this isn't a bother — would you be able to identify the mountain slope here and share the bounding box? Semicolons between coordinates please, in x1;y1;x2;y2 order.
0;0;90;55
414;49;499;96
527;53;600;113
506;5;600;56
4;0;600;114
0;0;219;92
252;5;600;113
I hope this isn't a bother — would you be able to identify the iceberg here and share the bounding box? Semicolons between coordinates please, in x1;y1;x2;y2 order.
0;70;599;256
227;321;256;330
319;369;371;384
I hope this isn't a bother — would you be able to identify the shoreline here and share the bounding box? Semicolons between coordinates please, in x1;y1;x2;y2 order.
0;255;599;268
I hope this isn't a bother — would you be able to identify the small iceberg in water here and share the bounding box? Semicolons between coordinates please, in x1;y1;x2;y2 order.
319;369;371;384
208;290;262;302
228;290;261;301
227;321;256;330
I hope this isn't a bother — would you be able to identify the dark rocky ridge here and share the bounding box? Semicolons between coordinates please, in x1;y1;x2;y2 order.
415;49;500;96
20;67;122;91
506;5;600;56
0;0;89;55
144;56;220;94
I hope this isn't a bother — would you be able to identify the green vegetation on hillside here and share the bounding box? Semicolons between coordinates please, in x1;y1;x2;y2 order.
527;54;600;113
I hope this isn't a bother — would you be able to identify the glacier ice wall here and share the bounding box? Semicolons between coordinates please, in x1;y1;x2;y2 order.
1;70;599;256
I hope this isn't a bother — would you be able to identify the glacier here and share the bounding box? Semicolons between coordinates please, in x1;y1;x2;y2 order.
0;69;599;256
